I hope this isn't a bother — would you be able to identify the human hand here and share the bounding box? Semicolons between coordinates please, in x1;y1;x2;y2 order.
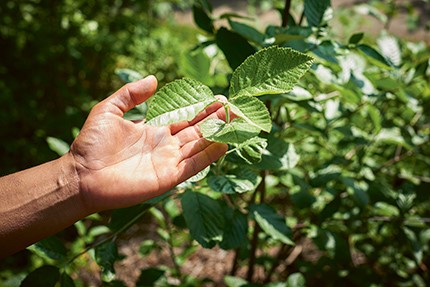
70;75;228;212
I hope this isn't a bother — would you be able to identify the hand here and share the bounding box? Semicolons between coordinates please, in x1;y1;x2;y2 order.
70;75;228;212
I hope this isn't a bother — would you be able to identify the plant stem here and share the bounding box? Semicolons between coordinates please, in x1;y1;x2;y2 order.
246;170;267;282
162;208;182;279
282;0;292;27
230;248;240;276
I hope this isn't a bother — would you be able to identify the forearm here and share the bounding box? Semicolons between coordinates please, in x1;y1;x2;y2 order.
0;152;88;258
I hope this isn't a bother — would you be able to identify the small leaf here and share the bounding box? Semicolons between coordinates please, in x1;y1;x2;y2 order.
181;190;225;248
95;241;118;282
377;33;401;66
357;44;393;68
216;27;256;70
46;137;69;156
286;273;306;287
348;32;364;45
235;136;268;164
60;273;76;287
136;268;165;287
229;47;313;98
304;0;331;27
256;137;299;170
224;276;248;287
115;69;142;83
228;19;265;45
20;265;60;287
250;204;294;245
200;118;260;144
192;4;214;34
146;78;216;126
229;96;272;132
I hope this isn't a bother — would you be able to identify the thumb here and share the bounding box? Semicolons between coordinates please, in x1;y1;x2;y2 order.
101;75;158;117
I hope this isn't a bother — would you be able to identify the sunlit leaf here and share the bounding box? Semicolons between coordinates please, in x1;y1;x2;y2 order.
229;47;313;98
146;78;216;126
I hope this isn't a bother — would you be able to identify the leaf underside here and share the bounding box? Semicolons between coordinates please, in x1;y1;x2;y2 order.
146;78;216;126
229;96;272;132
200;118;260;145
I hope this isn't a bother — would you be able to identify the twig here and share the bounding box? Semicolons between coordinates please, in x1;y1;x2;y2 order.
281;0;292;27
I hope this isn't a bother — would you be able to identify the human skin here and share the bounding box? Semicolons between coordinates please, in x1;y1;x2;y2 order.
0;75;228;257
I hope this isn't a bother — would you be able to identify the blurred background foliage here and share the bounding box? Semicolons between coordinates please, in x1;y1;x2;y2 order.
0;0;196;175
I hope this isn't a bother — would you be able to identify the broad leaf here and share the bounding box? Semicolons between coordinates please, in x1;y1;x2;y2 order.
249;204;294;245
179;49;212;85
228;19;265;45
95;241;118;282
136;268;165;287
146;78;216;126
304;0;331;27
220;207;248;250
200;118;260;144
192;4;214;34
216;27;256;70
60;273;76;287
20;265;60;287
27;236;67;261
235;136;268;164
181;190;225;248
357;44;393;69
229;47;313;98
208;167;261;194
229;96;272;132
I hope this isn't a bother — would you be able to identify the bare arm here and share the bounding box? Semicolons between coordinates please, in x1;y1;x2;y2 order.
0;75;228;258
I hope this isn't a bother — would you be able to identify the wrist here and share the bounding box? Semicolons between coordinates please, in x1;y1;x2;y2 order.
61;151;93;216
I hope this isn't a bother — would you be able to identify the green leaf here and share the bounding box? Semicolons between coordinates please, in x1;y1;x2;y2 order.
256;137;299;170
109;203;153;233
304;0;331;27
286;273;306;287
216;27;256;70
250;204;294;245
146;78;216;126
224;276;248;287
229;96;272;132
348;32;364;45
192;4;214;34
228;19;265;45
357;44;393;69
27;236;67;261
46;137;69;156
20;266;60;287
181;190;225;248
136;268;165;287
60;273;76;287
208;167;261;194
179;49;212;85
377;33;401;66
115;68;142;83
200;118;260;144
220;208;248;250
229;47;313;98
95;241;118;282
234;136;268;164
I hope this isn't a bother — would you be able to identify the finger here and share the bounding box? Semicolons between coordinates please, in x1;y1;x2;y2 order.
98;75;158;117
169;99;224;135
180;137;212;159
177;142;228;181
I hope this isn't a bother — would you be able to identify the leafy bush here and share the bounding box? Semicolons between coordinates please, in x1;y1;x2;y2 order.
2;0;430;286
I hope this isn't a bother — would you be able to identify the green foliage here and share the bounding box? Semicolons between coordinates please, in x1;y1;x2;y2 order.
3;0;430;286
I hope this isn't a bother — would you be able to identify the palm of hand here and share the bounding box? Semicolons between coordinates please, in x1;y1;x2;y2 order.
70;76;227;212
